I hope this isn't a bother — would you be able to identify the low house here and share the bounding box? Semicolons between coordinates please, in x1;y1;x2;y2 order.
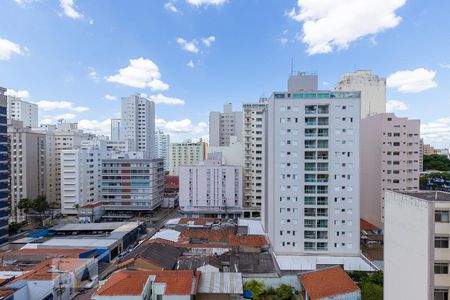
93;269;199;300
197;272;243;300
298;266;361;300
78;202;103;223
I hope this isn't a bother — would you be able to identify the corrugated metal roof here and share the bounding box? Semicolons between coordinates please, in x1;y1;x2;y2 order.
197;272;243;294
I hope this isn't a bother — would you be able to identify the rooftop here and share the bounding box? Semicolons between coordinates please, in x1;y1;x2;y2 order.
122;242;184;270
298;266;360;300
360;219;381;231
399;191;450;202
197;272;243;294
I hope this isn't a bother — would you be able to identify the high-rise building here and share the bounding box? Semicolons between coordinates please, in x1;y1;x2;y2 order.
360;113;420;228
111;119;125;141
179;153;243;219
0;88;9;244
121;94;155;158
169;141;207;176
100;157;164;218
32;123;91;206
423;142;437;156
266;74;361;256
209;103;243;147
242;99;268;219
8;120;45;223
60;139;108;215
155;130;170;171
384;191;450;300
6;95;38;128
335;70;386;119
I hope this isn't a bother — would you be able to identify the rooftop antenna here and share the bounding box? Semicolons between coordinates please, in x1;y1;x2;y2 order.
435;191;438;200
290;57;294;76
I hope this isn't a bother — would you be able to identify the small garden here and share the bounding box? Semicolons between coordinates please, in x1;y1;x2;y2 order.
243;280;303;300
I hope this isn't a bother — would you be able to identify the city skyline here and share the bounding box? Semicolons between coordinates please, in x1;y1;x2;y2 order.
0;0;449;147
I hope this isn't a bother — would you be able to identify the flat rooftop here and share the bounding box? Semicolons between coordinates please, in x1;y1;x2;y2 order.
399;191;450;202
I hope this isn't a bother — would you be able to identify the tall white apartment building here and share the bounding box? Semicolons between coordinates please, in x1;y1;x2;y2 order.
169;141;207;176
121;94;155;158
242;99;268;219
32;123;90;206
155;130;170;171
209;103;243;147
60;139;108;215
267;74;361;256
6;95;38;128
335;70;386;119
179;153;243;219
111;118;125;141
361;113;420;228
385;191;450;300
8;120;45;223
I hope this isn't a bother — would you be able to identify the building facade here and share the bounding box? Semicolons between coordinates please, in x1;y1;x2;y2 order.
266;74;361;256
155;130;170;171
179;153;243;219
242;99;268;219
209;103;243;147
335;70;386;119
0;88;8;244
360;113;420;228
8;120;46;223
121;94;155;158
384;191;450;300
169;141;207;176
110;118;125;142
101;158;164;218
6;95;38;128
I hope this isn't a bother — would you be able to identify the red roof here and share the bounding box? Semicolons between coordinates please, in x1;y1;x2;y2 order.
81;202;102;209
229;235;268;247
360;219;381;231
9;248;89;256
164;176;179;188
95;270;197;296
178;218;221;225
298;267;360;300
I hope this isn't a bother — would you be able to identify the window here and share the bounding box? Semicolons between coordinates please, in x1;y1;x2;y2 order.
435;263;449;274
436;211;450;223
435;237;449;248
435;289;449;300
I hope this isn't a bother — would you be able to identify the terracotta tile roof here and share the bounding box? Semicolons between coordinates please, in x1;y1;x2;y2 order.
164;176;179;188
95;270;197;297
360;219;381;231
298;266;360;300
229;235;268;247
180;228;234;243
178;218;221;225
8;248;89;256
81;202;102;208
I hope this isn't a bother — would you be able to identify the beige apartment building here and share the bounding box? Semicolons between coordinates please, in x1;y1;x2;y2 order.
360;113;420;228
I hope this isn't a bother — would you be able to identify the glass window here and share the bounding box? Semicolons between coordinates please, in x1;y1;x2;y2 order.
435;237;449;248
436;211;450;223
435;289;449;300
435;263;449;274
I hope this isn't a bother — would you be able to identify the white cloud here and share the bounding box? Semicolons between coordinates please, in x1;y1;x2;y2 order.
176;38;199;53
14;0;40;6
387;68;437;93
35;100;89;112
186;0;227;6
148;94;185;105
104;94;117;101
165;2;179;13
287;0;406;55
156;118;207;134
201;36;216;47
77;119;111;136
187;60;195;68
421;117;450;148
5;89;30;98
386;100;408;112
40;113;77;125
88;67;99;81
59;0;83;19
106;57;169;91
439;63;450;69
0;38;25;60
279;38;289;45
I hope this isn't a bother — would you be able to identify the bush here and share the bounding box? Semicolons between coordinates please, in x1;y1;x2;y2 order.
361;282;383;300
244;280;265;300
276;284;293;300
265;287;276;295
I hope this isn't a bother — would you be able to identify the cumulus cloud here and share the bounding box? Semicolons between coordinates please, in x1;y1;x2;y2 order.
201;36;216;47
0;38;25;60
287;0;406;55
148;94;185;105
177;38;199;53
186;0;227;6
88;67;99;81
5;89;30;98
40;113;77;125
386;100;408;112
59;0;83;19
106;58;169;91
387;68;437;93
156;118;207;133
35;100;89;112
165;2;179;13
104;94;117;101
421;117;450;149
77;119;111;136
187;60;195;68
14;0;39;6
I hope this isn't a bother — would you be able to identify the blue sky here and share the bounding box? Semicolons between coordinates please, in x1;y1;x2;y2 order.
0;0;449;146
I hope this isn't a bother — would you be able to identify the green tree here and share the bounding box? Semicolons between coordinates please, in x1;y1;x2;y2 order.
244;280;265;300
423;154;450;171
32;195;49;227
276;284;293;300
18;198;32;224
8;222;22;235
361;282;383;300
